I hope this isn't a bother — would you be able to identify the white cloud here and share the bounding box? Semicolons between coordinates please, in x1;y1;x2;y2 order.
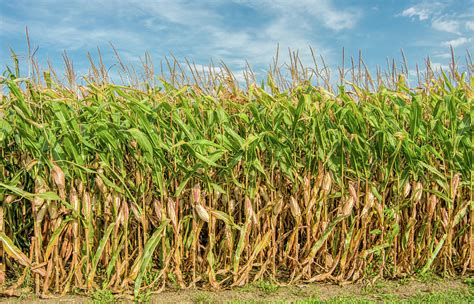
39;27;144;51
432;19;460;34
398;1;472;36
400;3;465;34
466;21;474;31
401;6;432;21
232;70;248;84
429;61;450;71
237;0;362;31
0;15;23;36
136;0;339;69
93;0;337;67
399;1;474;56
1;0;352;82
128;0;220;27
442;37;471;48
433;52;453;59
193;0;359;73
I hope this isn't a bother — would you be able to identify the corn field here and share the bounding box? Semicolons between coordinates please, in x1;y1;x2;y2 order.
0;50;473;298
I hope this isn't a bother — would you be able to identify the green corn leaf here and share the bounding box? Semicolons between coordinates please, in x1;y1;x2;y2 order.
87;223;115;287
134;220;169;298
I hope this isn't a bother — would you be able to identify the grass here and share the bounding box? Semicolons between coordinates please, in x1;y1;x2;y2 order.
0;48;472;300
91;289;115;304
193;291;213;304
2;278;472;303
226;287;474;304
255;280;279;294
299;289;474;304
223;291;473;304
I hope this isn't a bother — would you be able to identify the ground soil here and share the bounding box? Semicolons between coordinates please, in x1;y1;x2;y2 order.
0;278;472;303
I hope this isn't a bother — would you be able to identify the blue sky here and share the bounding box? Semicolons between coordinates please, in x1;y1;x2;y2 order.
1;0;473;83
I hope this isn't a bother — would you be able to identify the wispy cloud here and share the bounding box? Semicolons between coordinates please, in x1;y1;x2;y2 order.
1;0;348;74
399;1;474;54
442;37;471;48
401;5;434;21
429;61;450;71
431;19;460;34
128;0;221;27
2;0;471;82
135;0;351;69
238;0;362;31
398;1;472;35
433;52;453;59
466;21;474;31
0;15;23;36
